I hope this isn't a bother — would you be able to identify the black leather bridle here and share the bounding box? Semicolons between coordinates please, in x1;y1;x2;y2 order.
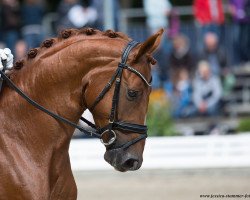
0;40;151;150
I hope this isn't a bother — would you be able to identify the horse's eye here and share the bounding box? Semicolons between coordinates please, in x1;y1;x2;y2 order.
127;89;139;100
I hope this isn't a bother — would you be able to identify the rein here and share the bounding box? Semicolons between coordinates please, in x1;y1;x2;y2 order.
0;70;101;138
0;40;150;150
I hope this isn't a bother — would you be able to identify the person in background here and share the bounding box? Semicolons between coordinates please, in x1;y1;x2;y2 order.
143;0;172;88
56;0;97;32
56;0;80;31
112;0;121;31
167;9;180;41
229;0;250;64
193;0;225;50
143;0;172;34
21;0;45;49
90;0;104;30
200;32;227;76
165;68;193;118
15;40;27;60
193;60;222;116
0;0;21;55
169;34;195;84
90;0;120;31
143;0;172;53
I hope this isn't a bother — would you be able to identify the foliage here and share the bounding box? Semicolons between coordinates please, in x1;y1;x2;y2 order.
147;89;179;136
237;118;250;133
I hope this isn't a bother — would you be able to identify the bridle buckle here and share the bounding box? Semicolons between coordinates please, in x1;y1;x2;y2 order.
118;62;127;69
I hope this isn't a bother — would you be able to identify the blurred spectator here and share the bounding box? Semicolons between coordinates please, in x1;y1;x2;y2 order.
151;65;162;89
167;9;180;40
169;34;195;84
165;69;193;118
56;0;97;32
229;0;250;64
56;0;80;31
193;0;224;35
90;0;120;31
193;61;222;116
143;0;172;34
90;0;104;30
200;32;227;76
21;0;45;49
143;0;172;87
0;0;21;55
164;8;180;57
193;0;225;50
112;0;121;31
68;2;97;28
15;40;27;60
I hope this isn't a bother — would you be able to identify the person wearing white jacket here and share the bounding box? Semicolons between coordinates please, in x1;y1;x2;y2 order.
143;0;172;34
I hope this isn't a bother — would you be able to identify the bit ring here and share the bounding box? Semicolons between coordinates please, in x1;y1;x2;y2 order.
100;130;116;146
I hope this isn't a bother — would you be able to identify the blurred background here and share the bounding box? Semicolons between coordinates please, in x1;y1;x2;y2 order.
1;0;250;199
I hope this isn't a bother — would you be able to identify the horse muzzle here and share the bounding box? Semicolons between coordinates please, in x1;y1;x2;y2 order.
104;147;143;172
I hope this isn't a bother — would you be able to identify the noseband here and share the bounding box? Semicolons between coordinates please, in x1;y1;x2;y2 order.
0;40;150;150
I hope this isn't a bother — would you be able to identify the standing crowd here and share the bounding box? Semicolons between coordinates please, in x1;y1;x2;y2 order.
0;0;250;119
144;0;250;118
0;0;117;59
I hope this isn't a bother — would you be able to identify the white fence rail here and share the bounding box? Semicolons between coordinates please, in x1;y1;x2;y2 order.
69;134;250;171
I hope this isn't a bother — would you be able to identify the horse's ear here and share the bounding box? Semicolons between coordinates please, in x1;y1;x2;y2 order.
134;28;164;62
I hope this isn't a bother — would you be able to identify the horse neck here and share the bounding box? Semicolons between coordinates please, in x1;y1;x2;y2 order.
3;37;124;135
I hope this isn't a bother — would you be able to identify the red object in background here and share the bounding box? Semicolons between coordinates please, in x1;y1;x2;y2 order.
193;0;225;25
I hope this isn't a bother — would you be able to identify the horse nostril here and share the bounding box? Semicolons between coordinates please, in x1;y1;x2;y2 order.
122;158;139;170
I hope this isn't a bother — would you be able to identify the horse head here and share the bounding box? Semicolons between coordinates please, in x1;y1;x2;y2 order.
83;29;163;172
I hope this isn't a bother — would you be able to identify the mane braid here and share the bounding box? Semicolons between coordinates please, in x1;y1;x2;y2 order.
104;30;118;38
13;60;24;70
60;29;72;39
9;28;131;75
80;27;96;35
41;39;54;48
28;48;38;59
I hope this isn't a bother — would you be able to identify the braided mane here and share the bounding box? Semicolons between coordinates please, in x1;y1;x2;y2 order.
8;27;156;78
12;28;130;72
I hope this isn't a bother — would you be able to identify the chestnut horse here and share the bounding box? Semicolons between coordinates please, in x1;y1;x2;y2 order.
0;28;163;199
